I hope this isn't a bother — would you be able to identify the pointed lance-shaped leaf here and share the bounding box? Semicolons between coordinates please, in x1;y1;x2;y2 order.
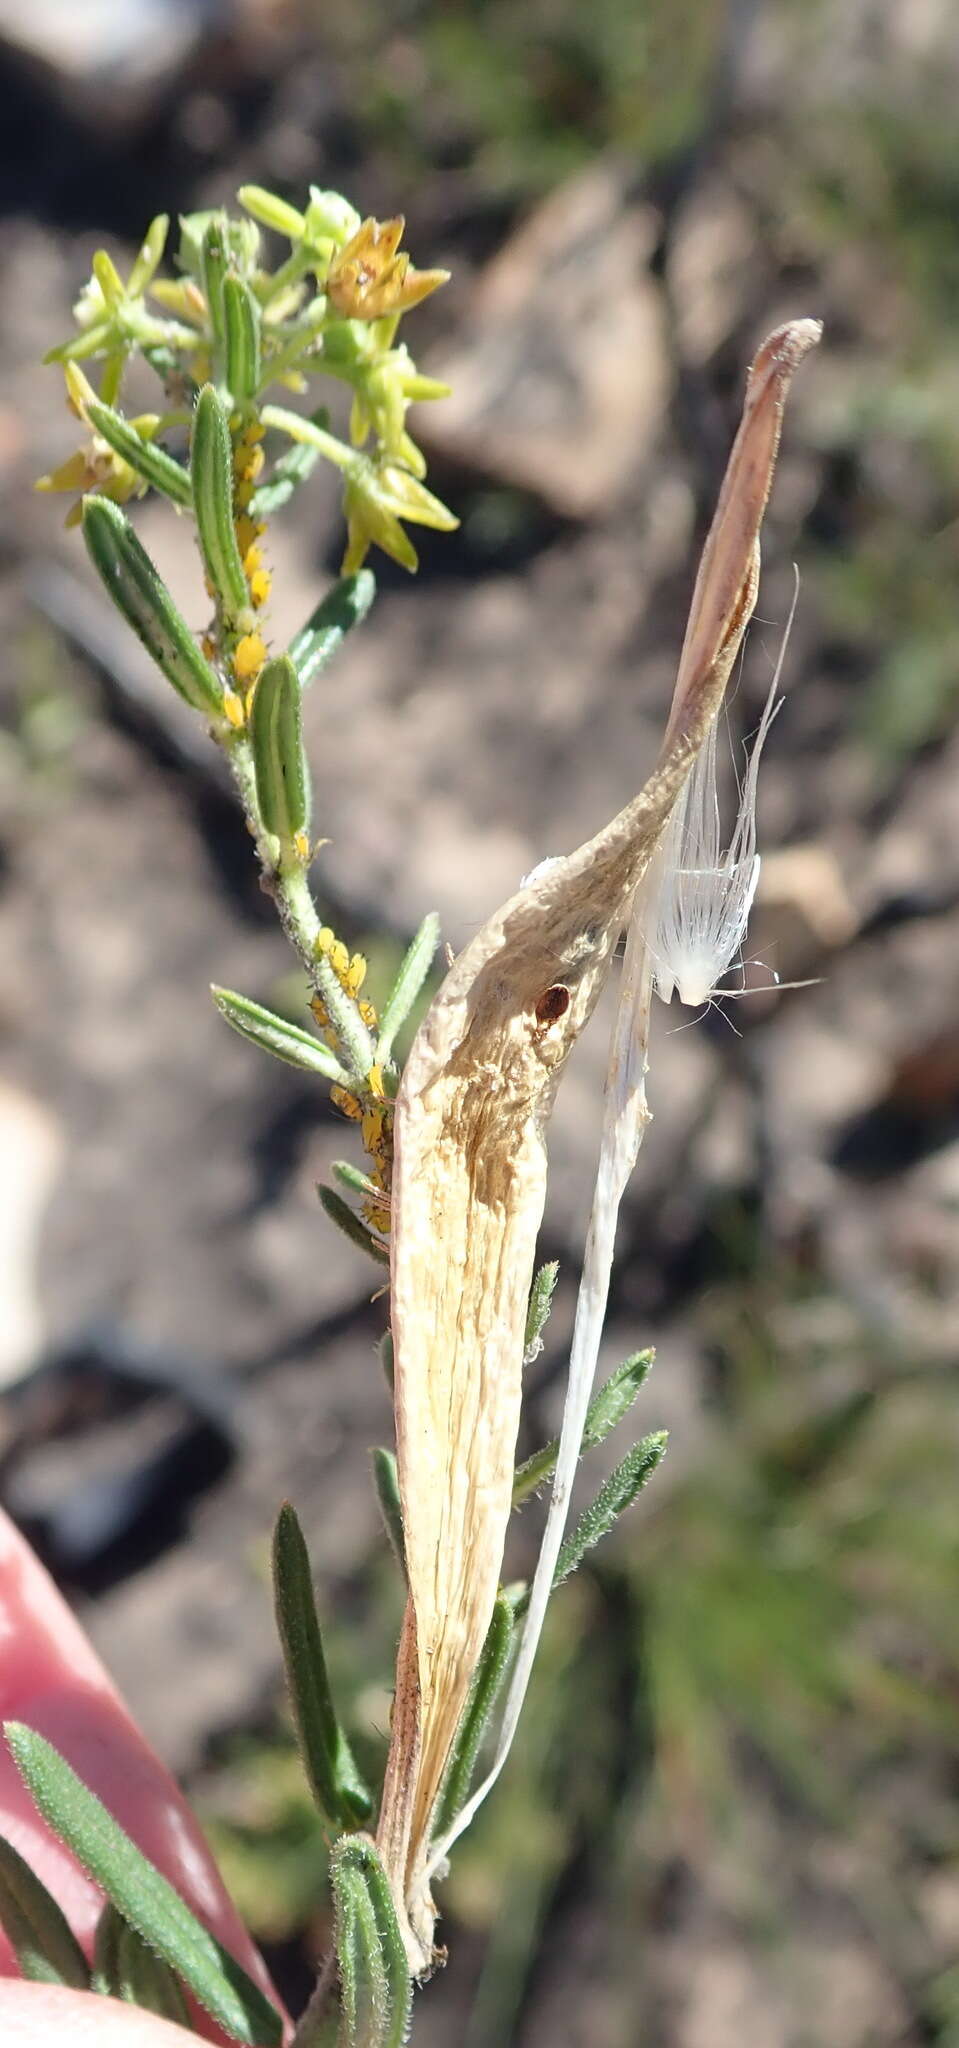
375;912;441;1069
376;318;821;1964
288;569;376;690
211;985;353;1086
318;1185;390;1267
523;1261;559;1366
84;399;193;508
553;1431;667;1589
81;496;223;719
249;655;311;847
331;1837;412;2048
3;1723;283;2046
0;1834;89;1988
372;1448;405;1578
513;1348;654;1505
223;274;262;404
191;383;249;619
273;1503;373;1828
433;1594;515;1837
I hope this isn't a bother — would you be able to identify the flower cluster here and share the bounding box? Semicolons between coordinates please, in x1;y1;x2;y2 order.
39;186;458;576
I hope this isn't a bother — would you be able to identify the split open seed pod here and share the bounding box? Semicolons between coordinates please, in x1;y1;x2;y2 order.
377;319;822;1969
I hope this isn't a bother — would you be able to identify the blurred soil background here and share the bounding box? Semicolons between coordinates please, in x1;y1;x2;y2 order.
0;0;957;2042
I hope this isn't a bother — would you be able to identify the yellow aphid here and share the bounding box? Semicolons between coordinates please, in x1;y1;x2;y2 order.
201;633;217;661
364;1200;392;1235
330;939;350;980
359;999;378;1028
362;1106;386;1155
309;994;329;1029
232;633;267;682
237;443;265;485
236;514;265;557
331;1085;362;1120
367;1063;386;1101
242;543;263;577
293;829;310;861
315;926;335;957
249;568;272;608
347;953;367;994
223;689;245;729
234;478;254;511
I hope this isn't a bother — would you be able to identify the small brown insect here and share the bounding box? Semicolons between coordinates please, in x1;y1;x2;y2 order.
534;984;571;1028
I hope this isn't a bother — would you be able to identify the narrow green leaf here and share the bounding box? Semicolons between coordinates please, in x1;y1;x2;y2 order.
223;275;262;404
371;1449;405;1576
91;1896;123;1996
288;570;376;690
81;496;223;718
84;399;192;507
335;1862;384;2046
513;1348;654;1505
237;185;308;242
434;1595;515;1836
4;1723;283;2046
127;213;169;297
273;1504;373;1828
331;1838;411;2048
375;913;441;1067
191;384;249;618
93;1901;190;2025
92;250;124;309
199;218;229;363
523;1261;559;1364
249;655;310;846
211;985;352;1085
0;1833;89;1988
318;1186;390;1267
553;1432;668;1588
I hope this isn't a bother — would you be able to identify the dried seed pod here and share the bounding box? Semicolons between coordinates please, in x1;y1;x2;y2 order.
378;319;821;1968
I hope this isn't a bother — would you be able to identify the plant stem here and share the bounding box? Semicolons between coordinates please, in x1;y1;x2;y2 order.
226;733;375;1082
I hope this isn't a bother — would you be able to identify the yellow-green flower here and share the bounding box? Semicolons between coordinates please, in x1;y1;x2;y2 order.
35;364;155;526
44;215;198;369
342;456;459;574
349;346;450;472
327;216;449;323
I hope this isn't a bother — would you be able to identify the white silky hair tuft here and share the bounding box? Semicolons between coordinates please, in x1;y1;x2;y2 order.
643;570;799;1007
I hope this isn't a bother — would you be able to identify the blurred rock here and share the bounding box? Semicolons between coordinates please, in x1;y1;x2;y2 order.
420;162;671;519
0;0;202;126
666;175;760;367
